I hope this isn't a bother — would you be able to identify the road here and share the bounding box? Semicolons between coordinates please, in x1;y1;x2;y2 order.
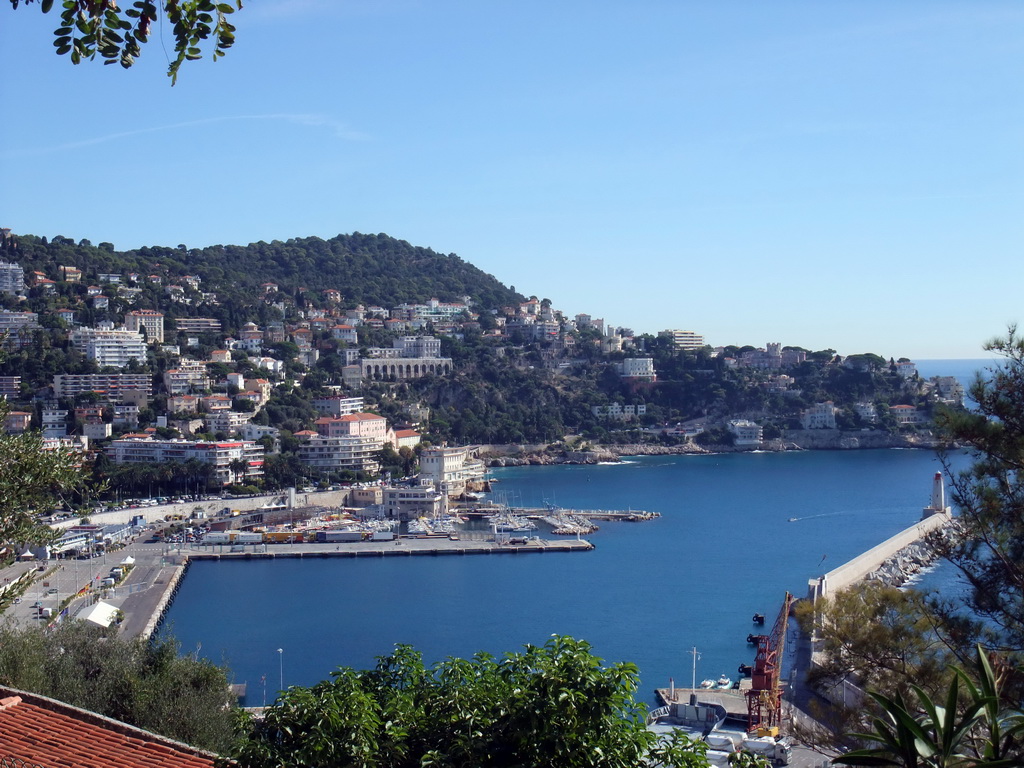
0;526;180;633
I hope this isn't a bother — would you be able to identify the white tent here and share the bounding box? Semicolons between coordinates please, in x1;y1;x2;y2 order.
80;600;119;628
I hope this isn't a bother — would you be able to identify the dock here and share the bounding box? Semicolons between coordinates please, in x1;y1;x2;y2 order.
654;681;752;723
186;537;594;560
459;507;657;522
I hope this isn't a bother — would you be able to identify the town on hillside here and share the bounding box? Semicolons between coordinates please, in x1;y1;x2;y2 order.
0;229;966;522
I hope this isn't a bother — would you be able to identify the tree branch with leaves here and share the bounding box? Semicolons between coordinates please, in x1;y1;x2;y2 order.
8;0;242;83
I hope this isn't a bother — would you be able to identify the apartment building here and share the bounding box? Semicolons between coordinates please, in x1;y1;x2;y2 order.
296;435;380;474
70;324;146;368
53;373;152;402
0;260;25;294
107;438;264;485
124;309;165;343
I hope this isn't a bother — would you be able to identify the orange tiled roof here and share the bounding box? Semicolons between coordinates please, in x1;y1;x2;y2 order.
0;688;217;768
338;412;384;422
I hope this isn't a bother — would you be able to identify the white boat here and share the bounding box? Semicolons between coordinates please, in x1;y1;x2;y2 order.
699;679;715;689
487;513;536;532
716;675;732;689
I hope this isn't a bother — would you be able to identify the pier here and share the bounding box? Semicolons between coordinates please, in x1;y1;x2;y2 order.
459;507;657;523
654;682;753;724
187;537;594;560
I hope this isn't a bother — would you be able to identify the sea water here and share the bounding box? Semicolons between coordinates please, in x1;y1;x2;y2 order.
163;447;970;705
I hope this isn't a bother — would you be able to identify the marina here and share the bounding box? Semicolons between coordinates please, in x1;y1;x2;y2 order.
156;448;968;706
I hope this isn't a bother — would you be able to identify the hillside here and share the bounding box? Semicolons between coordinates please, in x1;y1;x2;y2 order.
6;232;524;318
0;228;961;486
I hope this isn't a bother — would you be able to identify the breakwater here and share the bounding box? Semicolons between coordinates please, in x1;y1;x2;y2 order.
806;511;951;603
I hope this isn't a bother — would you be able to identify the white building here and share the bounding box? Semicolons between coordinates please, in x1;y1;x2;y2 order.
204;410;253;436
728;419;763;447
930;376;965;406
163;359;210;395
107;438;264;485
896;361;918;379
297;435;380;474
419;446;475;497
124;309;165;343
83;422;113;440
0;310;40;335
313;396;365;416
617;358;656;381
360;357;453;381
70;324;147;369
53;373;152;402
854;402;878;424
660;329;705;350
314;413;391;448
591;404;647;420
381;484;444;520
801;402;838;430
238;423;280;442
0;261;25;295
254;356;285;375
41;406;67;438
890;405;928;425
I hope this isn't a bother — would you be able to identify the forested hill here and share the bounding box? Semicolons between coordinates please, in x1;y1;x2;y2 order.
7;232;524;310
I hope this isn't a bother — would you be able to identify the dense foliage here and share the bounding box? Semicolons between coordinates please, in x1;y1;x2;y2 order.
933;328;1024;657
0;621;239;752
836;646;1024;767
6;233;523;324
0;401;92;547
233;635;718;768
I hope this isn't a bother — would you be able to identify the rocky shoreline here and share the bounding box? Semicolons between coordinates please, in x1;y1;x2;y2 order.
864;535;946;590
482;430;945;467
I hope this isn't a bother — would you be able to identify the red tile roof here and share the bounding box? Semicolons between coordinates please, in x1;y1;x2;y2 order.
0;687;218;768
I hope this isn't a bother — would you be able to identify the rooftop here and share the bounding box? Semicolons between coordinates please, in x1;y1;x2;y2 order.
0;687;218;768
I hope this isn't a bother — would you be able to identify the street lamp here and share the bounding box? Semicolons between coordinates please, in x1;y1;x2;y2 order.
277;648;284;692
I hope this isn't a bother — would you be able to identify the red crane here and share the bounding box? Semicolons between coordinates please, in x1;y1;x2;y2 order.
745;591;796;732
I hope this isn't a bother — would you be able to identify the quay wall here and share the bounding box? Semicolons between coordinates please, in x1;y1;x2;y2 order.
807;511;951;603
139;558;190;640
53;489;354;529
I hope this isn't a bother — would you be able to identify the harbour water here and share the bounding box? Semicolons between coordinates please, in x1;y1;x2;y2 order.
164;447;971;706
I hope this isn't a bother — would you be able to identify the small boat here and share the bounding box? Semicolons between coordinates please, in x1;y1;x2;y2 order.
787;517;798;522
717;675;732;689
699;679;715;689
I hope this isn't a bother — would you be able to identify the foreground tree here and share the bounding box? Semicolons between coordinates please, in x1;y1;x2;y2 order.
0;621;239;752
8;0;241;83
836;646;1024;767
234;635;719;768
0;401;88;549
933;328;1024;657
796;581;955;705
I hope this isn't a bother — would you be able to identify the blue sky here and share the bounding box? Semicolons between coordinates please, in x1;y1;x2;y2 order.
1;1;1021;359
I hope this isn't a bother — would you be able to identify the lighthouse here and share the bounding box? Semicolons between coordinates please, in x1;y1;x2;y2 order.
922;471;951;518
